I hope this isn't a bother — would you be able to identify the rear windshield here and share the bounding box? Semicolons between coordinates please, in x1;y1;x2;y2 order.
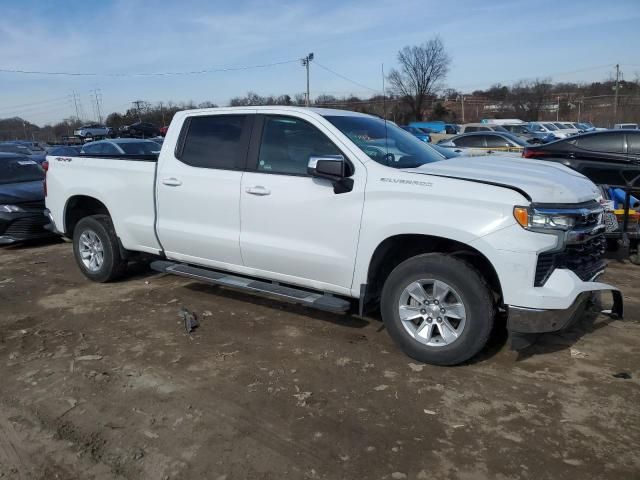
0;144;33;155
118;142;161;155
0;158;43;184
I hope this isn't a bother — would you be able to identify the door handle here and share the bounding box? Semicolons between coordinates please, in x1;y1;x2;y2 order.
162;177;182;187
245;186;271;196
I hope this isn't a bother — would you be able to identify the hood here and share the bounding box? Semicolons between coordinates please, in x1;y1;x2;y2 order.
405;155;600;204
0;180;45;204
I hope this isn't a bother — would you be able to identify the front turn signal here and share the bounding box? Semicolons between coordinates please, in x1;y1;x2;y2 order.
513;207;529;228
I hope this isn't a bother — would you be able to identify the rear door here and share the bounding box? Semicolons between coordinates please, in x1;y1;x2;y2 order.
156;112;254;269
239;113;365;293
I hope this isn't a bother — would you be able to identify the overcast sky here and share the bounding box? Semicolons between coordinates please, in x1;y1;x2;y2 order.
1;0;639;126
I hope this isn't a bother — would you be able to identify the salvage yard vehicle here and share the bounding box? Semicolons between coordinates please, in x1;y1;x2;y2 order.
0;154;53;245
44;107;622;365
437;131;528;155
74;124;110;138
80;139;161;156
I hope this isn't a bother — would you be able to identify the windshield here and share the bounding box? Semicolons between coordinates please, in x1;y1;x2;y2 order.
0;158;43;184
543;123;558;131
324;115;444;168
401;126;422;135
118;142;161;155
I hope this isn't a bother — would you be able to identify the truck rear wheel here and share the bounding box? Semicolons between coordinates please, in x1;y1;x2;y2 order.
72;215;127;282
380;253;494;366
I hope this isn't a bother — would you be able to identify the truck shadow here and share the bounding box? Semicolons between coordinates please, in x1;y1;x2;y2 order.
514;306;614;360
184;282;370;329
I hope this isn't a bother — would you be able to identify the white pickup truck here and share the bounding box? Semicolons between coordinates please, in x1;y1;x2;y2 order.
44;107;623;365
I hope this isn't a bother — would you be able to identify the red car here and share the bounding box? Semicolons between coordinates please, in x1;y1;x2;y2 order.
159;126;169;136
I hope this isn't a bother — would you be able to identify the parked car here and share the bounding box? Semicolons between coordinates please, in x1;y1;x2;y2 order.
80;139;162;156
44;106;621;365
438;132;529;155
119;122;161;138
527;122;568;139
522;130;640;186
459;123;509;134
159;126;169;136
0;154;54;245
614;123;638;130
409;121;458;134
74;124;110;138
46;145;83;156
502;124;554;144
400;126;431;143
552;122;580;136
0;143;46;163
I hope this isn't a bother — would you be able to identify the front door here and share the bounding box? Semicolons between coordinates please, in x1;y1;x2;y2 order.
239;113;365;293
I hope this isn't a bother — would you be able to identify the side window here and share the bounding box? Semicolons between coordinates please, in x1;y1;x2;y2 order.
576;133;625;153
485;135;510;148
179;115;248;169
464;126;479;132
453;136;484;148
257;116;341;175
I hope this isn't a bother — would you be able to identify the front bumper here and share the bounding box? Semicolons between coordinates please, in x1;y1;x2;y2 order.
507;288;623;335
0;210;56;245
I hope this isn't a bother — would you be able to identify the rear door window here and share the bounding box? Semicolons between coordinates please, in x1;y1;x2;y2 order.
485;135;510;148
453;135;484;148
627;133;640;155
576;133;625;153
178;115;250;169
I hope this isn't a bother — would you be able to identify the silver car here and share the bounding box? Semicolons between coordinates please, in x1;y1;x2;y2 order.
74;124;110;138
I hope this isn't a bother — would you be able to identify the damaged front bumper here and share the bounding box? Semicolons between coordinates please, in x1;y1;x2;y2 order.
506;269;623;349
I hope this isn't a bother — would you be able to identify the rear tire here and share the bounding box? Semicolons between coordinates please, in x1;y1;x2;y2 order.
72;215;127;282
380;253;494;366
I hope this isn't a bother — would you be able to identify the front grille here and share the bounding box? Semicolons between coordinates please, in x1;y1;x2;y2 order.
534;235;607;286
3;215;49;239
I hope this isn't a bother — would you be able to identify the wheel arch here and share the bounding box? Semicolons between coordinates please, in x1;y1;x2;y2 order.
63;195;112;237
363;234;503;312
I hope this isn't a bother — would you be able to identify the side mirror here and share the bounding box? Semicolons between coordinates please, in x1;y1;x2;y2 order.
308;155;346;181
307;155;353;194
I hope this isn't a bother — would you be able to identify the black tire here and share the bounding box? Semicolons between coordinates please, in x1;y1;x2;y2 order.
72;215;127;282
380;253;494;366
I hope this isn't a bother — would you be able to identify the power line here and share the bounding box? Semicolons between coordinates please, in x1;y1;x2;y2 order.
0;59;300;77
313;61;379;93
0;95;72;113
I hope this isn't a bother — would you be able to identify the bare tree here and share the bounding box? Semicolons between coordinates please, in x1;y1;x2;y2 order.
387;36;451;121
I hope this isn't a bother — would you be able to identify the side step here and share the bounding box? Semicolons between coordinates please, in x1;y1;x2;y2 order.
150;260;351;314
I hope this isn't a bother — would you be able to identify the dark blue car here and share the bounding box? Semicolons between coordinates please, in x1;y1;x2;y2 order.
0;154;54;244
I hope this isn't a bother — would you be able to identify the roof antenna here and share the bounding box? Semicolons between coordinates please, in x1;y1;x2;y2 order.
382;63;389;157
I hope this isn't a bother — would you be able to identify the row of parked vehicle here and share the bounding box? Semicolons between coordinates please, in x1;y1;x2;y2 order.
74;122;167;139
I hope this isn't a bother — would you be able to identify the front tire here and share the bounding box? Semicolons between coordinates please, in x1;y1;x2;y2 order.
380;253;494;366
72;215;127;282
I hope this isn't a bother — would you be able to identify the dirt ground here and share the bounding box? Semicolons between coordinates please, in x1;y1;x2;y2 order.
0;240;639;480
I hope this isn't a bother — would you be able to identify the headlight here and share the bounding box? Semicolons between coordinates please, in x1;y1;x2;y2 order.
514;206;579;231
0;204;25;213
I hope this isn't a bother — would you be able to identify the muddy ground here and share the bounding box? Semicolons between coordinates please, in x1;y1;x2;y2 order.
0;240;639;480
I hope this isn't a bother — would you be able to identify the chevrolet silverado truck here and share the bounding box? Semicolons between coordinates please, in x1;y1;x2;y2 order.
44;107;623;365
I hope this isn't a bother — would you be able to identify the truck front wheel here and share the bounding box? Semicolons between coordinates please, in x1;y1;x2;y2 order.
380;253;494;366
72;215;127;282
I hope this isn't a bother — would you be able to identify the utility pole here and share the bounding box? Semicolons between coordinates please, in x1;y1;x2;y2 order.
301;53;314;107
72;91;80;121
577;97;582;123
460;95;465;123
159;101;165;126
613;63;620;125
556;96;560;121
90;89;103;124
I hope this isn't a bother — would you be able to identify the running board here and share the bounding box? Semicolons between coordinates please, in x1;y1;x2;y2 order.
150;260;351;314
